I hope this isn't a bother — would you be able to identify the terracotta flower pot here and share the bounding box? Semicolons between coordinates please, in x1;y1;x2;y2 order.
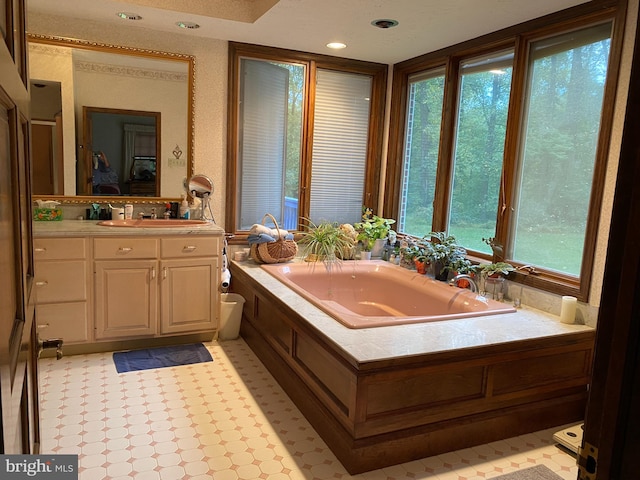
414;259;427;274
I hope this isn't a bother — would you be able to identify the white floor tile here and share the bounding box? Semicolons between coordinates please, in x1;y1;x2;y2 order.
39;339;579;480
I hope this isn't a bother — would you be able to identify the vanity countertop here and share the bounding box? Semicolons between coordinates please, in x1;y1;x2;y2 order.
33;220;225;237
231;259;595;364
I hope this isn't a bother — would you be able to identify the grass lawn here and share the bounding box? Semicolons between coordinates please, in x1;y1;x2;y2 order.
403;218;583;275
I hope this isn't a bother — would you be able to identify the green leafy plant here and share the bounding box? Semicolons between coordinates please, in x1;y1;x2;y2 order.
423;232;467;278
477;261;515;278
297;219;355;266
448;256;474;275
354;206;396;251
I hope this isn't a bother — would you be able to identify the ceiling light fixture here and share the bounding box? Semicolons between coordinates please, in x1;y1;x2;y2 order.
176;21;200;29
371;19;399;29
116;12;142;21
326;42;347;50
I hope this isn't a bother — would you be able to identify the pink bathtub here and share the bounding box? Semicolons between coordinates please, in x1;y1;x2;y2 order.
260;260;516;328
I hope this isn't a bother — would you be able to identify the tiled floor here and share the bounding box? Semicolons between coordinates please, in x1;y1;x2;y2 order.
39;339;579;480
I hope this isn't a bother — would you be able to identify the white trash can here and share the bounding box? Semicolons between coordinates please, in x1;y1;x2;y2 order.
219;293;245;340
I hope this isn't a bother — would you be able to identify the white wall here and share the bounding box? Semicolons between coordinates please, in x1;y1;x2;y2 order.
29;43;77;195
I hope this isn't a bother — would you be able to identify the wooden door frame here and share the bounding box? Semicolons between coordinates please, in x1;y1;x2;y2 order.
581;6;640;478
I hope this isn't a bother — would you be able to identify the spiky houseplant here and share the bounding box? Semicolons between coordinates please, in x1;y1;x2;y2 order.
297;219;355;267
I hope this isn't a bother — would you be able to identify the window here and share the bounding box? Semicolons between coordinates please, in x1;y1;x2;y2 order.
236;59;303;230
309;69;372;224
511;24;611;276
228;43;386;234
399;69;445;237
448;51;513;253
387;5;622;301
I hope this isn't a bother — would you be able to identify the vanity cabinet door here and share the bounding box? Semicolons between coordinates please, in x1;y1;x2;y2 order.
94;260;158;339
160;257;218;335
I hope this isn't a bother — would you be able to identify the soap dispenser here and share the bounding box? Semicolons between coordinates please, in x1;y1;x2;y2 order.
179;195;190;219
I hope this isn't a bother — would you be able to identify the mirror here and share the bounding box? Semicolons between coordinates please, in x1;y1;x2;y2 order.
189;174;214;221
188;174;214;198
28;33;194;203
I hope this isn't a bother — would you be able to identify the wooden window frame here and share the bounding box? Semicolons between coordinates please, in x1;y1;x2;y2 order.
384;0;626;301
226;42;387;240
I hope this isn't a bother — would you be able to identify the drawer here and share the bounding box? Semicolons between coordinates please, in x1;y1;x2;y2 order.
34;237;86;260
37;302;89;344
35;260;87;303
94;238;158;259
161;237;220;258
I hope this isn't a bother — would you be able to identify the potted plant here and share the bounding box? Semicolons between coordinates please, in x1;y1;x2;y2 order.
424;231;467;281
398;238;420;269
477;261;515;278
476;261;515;299
354;207;396;258
297;219;355;267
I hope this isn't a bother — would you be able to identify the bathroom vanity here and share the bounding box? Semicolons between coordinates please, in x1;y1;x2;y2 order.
34;220;224;350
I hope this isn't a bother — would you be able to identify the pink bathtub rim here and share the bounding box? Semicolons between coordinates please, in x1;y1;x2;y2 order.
260;260;516;329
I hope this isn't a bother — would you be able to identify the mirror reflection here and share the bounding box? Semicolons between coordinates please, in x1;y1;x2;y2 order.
28;34;194;201
188;174;214;198
82;107;160;196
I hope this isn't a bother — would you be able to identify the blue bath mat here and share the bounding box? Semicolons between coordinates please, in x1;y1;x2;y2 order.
113;343;212;373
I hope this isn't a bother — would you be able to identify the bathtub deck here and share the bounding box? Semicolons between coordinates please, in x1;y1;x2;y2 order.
230;260;595;474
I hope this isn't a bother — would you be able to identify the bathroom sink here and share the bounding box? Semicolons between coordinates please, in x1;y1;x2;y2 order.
98;219;209;228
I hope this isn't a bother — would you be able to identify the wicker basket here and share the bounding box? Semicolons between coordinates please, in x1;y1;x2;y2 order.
250;213;298;264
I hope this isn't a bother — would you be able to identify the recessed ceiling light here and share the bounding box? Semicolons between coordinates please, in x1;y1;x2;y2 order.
326;42;347;50
116;12;142;21
371;19;399;29
176;21;200;29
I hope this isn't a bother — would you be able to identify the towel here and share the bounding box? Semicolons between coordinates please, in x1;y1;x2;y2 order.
249;223;291;241
248;232;294;246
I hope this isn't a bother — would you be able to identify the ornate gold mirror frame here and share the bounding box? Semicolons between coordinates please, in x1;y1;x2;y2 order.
28;33;195;204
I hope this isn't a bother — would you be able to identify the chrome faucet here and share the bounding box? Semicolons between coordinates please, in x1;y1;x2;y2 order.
449;274;478;292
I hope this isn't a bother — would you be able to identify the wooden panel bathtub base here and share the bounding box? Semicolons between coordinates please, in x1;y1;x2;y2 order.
240;317;587;474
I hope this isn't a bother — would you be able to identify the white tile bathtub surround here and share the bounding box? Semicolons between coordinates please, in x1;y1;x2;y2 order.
504;281;597;327
232;260;593;364
229;255;598;330
228;252;595;322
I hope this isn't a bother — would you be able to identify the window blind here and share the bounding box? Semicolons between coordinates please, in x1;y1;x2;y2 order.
309;69;371;224
237;59;289;230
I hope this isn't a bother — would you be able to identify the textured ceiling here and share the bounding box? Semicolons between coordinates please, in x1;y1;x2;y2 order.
26;0;590;64
113;0;280;23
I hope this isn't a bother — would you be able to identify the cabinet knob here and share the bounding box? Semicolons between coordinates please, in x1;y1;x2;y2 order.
151;267;156;279
36;280;48;287
118;247;133;253
183;245;197;252
34;247;47;253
